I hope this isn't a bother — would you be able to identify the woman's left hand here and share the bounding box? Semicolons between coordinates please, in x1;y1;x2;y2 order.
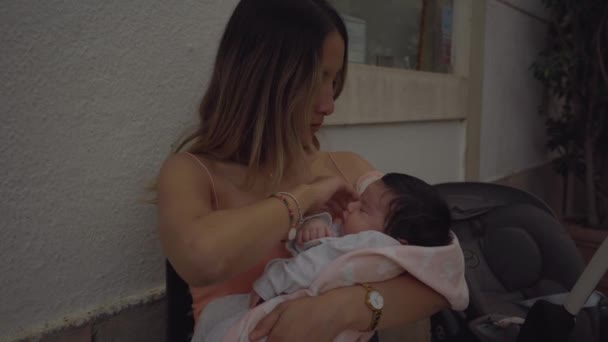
249;293;350;342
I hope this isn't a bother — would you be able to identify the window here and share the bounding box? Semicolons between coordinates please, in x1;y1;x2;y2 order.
325;0;474;126
330;0;454;73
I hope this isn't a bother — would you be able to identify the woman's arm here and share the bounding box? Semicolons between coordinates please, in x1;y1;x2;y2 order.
157;154;355;287
332;274;449;330
250;274;448;341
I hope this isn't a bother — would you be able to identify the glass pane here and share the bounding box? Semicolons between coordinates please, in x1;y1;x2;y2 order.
330;0;454;73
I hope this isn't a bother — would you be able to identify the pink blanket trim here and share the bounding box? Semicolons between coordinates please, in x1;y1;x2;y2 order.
224;233;469;341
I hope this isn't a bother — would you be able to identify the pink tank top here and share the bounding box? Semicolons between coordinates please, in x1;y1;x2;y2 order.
190;245;290;323
183;153;290;324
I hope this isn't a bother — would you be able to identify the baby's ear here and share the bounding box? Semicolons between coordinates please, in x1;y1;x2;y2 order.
398;238;409;245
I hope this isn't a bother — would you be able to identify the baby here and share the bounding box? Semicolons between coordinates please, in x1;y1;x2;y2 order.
193;172;458;341
251;172;452;304
299;172;452;246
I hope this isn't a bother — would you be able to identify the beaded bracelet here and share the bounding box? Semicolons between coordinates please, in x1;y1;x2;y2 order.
270;193;300;241
277;192;304;227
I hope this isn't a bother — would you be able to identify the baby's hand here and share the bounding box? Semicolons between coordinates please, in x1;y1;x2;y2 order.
296;218;334;245
249;292;262;308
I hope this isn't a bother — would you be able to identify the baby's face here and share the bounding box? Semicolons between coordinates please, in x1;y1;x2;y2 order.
341;180;394;235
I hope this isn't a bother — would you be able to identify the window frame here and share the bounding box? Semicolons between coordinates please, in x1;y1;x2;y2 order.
326;0;476;126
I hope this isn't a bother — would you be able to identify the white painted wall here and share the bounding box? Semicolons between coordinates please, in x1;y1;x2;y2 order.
0;0;465;339
0;0;241;339
479;0;549;181
320;121;466;184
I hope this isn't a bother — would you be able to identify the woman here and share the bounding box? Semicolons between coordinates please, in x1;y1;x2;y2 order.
156;0;449;340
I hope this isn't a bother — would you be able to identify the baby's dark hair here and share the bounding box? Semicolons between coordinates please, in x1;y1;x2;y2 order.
381;173;452;247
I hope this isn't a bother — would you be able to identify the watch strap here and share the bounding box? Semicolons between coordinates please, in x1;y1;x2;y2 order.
360;283;382;332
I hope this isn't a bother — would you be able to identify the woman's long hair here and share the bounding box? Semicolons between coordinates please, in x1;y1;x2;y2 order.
175;0;348;186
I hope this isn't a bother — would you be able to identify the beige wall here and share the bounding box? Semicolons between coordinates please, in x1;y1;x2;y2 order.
479;0;549;181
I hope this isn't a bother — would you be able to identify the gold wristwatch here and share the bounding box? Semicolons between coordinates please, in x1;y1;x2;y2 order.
360;283;384;332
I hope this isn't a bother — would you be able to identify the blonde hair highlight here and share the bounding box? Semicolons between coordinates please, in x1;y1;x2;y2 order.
152;0;349;196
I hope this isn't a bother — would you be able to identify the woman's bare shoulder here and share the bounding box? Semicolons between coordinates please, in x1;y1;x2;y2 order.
160;153;203;179
157;153;213;200
323;151;375;184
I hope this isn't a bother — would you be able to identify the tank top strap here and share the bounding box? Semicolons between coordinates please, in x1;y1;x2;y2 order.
182;152;219;210
327;152;352;185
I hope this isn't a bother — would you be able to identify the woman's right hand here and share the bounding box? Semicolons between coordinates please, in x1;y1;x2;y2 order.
305;176;359;219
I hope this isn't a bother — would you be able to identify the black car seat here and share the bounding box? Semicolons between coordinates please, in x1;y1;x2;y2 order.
431;182;606;342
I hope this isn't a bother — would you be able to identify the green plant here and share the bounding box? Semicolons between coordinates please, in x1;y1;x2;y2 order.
531;0;608;228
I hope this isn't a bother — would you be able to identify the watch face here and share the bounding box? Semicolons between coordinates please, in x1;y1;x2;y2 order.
369;290;384;310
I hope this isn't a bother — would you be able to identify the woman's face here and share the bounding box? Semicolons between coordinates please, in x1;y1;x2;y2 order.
310;30;345;134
